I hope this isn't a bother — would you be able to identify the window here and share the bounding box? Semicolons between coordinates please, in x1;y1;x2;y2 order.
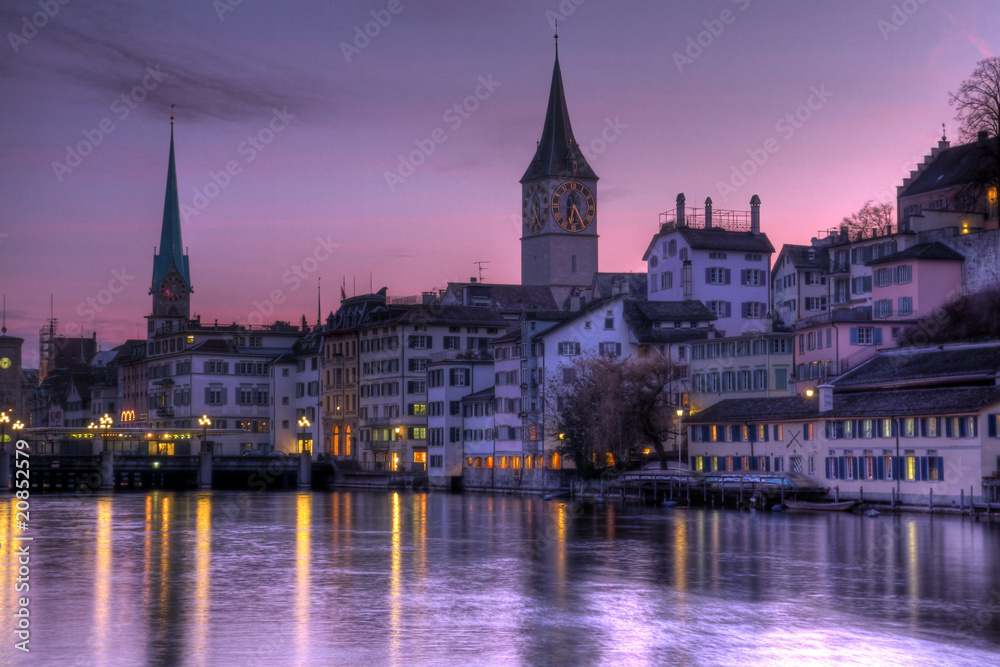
558;341;580;356
745;253;762;261
742;302;765;319
205;360;227;374
604;311;615;330
709;252;727;259
742;269;763;286
851;276;872;294
850;326;880;346
599;342;622;357
875;299;893;318
407;403;426;416
707;267;729;285
898;296;913;316
661;272;673;289
667;240;677;256
408;335;432;349
408;380;426;394
874;267;892;287
707;301;729;318
805;297;827;311
449;368;469;387
206;387;226;405
443;336;461;350
895;265;912;284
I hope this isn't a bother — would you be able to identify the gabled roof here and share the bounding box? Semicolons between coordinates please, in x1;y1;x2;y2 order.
832;342;1000;389
774;244;828;270
865;241;964;266
442;283;557;312
623;300;714;345
152;125;191;289
687;386;1000;422
461;386;495;402
399;305;509;328
900;136;1000;198
521;51;597;182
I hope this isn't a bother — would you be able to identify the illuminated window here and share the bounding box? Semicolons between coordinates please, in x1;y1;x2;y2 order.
513;457;522;469
905;456;918;481
413;451;426;463
474;457;482;469
485;456;493;468
500;456;509;469
551;453;561;469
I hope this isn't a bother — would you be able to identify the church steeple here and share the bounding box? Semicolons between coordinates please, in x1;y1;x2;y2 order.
521;42;597;183
151;119;191;292
149;115;192;329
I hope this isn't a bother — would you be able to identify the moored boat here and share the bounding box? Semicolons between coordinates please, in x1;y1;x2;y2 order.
783;499;857;512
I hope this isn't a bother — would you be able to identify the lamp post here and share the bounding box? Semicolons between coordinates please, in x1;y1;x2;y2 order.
676;409;684;468
100;414;113;451
198;415;211;453
298;416;311;454
0;412;8;451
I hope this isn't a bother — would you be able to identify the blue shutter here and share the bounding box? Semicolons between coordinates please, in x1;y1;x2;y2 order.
204;388;211;404
748;425;757;443
773;425;780;441
990;415;998;438
853;457;860;479
873;328;883;345
763;425;769;442
946;418;954;438
838;457;846;479
731;425;740;442
733;457;742;471
920;457;929;481
937;457;945;481
959;418;968;438
876;457;885;480
705;268;712;283
825;457;832;478
427;335;433;348
825;421;832;439
920;418;927;437
701;425;710;442
741;269;747;284
724;269;731;284
971;417;978;437
850;327;859;345
725;302;732;317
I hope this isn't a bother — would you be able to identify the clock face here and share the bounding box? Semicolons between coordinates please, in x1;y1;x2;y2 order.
551;181;595;233
161;276;187;302
523;183;547;234
0;357;10;370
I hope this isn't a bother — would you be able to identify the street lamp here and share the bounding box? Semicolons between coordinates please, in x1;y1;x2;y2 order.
0;412;8;449
198;415;211;452
298;416;311;454
676;409;684;467
99;414;113;452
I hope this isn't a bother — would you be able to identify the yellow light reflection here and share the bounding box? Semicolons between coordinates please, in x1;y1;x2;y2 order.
906;520;919;622
674;518;688;593
94;497;112;666
389;492;402;663
192;495;212;659
295;493;311;663
0;500;12;613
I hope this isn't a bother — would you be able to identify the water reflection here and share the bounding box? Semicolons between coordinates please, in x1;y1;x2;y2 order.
5;492;999;666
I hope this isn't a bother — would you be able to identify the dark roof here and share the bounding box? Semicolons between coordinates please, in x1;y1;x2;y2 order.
521;53;597;182
399;305;509;327
624;299;714;345
832;343;1000;388
461;386;495;402
642;226;774;260
865;241;964;266
444;283;557;312
688;386;1000;422
189;339;239;354
592;273;648;300
775;244;828;270
900;137;1000;197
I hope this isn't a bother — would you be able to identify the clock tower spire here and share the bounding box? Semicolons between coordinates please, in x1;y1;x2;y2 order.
149;114;192;335
520;35;599;304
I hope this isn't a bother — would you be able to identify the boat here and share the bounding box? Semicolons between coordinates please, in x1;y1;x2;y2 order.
783;499;857;512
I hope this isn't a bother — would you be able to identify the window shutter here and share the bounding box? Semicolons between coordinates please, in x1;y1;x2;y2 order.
920;418;927;437
725;302;732;317
701;425;710;442
222;362;229;374
959;417;968;438
740;269;747;284
825;457;833;478
763;425;769;442
937;457;945;481
989;415;997;438
920;457;929;481
876;457;885;480
408;335;416;348
426;335;433;348
203;361;210;373
971;417;978;437
220;388;227;405
773;425;780;441
733;457;742;471
849;327;859;345
864;276;872;293
724;269;731;284
731;425;740;442
838;457;846;479
945;418;953;438
204;388;211;404
705;268;712;283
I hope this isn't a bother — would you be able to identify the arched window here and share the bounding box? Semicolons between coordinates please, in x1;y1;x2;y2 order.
345;425;351;456
551;452;561;469
332;426;340;456
485;456;494;468
525;456;533;469
474;457;483;468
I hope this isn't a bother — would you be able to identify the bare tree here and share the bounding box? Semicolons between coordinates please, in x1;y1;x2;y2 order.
546;353;683;476
840;200;894;240
948;57;1000;219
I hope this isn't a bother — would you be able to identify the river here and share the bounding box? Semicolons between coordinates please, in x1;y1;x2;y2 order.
1;491;998;665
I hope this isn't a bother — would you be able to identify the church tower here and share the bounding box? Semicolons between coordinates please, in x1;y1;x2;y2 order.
520;34;599;304
148;118;192;336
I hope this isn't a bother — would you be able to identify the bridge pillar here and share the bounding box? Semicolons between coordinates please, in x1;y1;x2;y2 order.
298;451;311;488
0;447;9;491
199;450;213;489
100;450;114;490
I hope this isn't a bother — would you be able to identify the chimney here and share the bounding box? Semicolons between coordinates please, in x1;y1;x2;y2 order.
676;193;686;227
818;383;834;413
978;130;990;143
704;197;713;229
750;194;761;234
470;277;477;283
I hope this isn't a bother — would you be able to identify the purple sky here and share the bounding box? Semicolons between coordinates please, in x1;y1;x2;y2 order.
1;0;996;367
